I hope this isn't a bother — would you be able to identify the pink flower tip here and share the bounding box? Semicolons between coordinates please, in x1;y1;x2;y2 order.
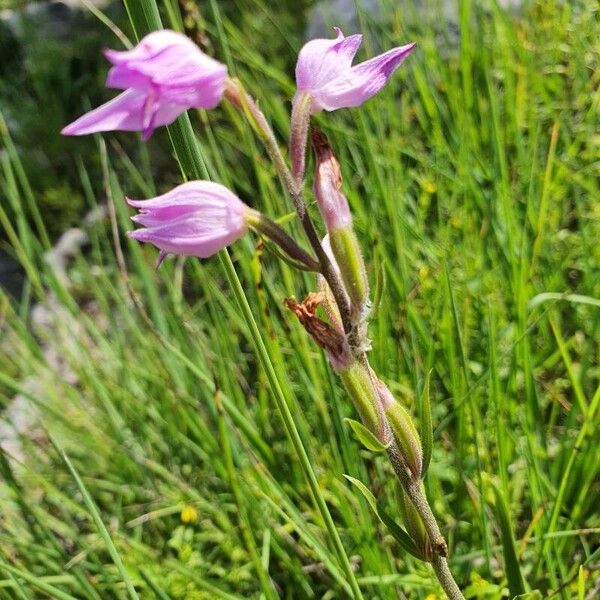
295;27;415;112
61;29;227;138
126;181;250;260
312;129;351;231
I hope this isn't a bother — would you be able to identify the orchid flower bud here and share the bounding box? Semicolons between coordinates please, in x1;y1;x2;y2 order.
312;130;369;315
312;129;351;231
398;483;432;562
377;380;423;479
62;30;227;140
127;181;250;264
338;362;389;444
294;27;415;113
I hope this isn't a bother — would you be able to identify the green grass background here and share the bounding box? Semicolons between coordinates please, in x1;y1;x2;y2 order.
0;0;599;598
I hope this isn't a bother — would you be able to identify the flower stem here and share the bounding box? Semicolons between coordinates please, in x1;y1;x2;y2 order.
432;556;465;600
230;76;464;600
245;209;320;271
387;439;465;600
289;93;312;186
224;81;353;334
230;79;463;599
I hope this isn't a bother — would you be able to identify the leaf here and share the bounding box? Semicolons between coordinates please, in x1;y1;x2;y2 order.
577;565;585;600
343;476;424;561
343;474;378;513
528;292;600;311
490;481;526;597
513;592;542;600
55;441;141;600
260;237;317;272
419;370;433;477
139;569;173;600
0;560;80;600
370;259;386;316
377;501;424;560
344;418;390;453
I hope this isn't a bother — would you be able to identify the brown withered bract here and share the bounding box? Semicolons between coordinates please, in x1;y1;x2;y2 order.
284;292;346;359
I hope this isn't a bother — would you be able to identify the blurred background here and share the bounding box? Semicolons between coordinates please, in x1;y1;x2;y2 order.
0;0;599;598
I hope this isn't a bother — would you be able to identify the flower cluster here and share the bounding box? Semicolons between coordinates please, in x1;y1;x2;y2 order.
62;27;414;262
61;22;473;596
60;27;464;588
62;22;418;450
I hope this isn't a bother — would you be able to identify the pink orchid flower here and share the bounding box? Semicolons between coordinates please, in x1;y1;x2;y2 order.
127;181;250;263
62;30;227;139
295;27;415;112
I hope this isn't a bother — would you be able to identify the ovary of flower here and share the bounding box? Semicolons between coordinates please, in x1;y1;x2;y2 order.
126;181;250;263
62;30;227;139
294;27;415;112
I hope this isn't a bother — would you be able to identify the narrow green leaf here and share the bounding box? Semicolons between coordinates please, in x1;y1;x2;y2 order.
513;592;542;600
376;502;424;560
4;571;31;600
344;418;390;453
370;257;386;316
0;561;79;600
419;370;433;477
56;444;140;600
343;476;423;560
139;570;172;600
343;474;378;514
491;482;526;597
528;292;600;310
577;565;585;600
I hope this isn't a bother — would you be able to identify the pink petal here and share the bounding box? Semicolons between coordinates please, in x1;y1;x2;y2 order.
140;95;188;140
61;89;187;138
127;181;245;211
63;30;227;139
106;46;225;91
128;218;246;258
61;89;146;136
104;30;196;66
295;28;362;92
315;42;415;111
126;181;250;258
104;30;227;111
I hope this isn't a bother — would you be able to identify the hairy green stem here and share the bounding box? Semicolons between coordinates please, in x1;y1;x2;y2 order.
218;253;363;600
245;209;320;271
289;92;312;186
432;556;465;600
387;439;465;600
234;72;464;599
224;82;353;334
232;71;463;598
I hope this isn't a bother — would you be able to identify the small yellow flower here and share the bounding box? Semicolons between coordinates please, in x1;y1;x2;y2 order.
180;505;198;524
425;594;438;600
423;179;437;195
